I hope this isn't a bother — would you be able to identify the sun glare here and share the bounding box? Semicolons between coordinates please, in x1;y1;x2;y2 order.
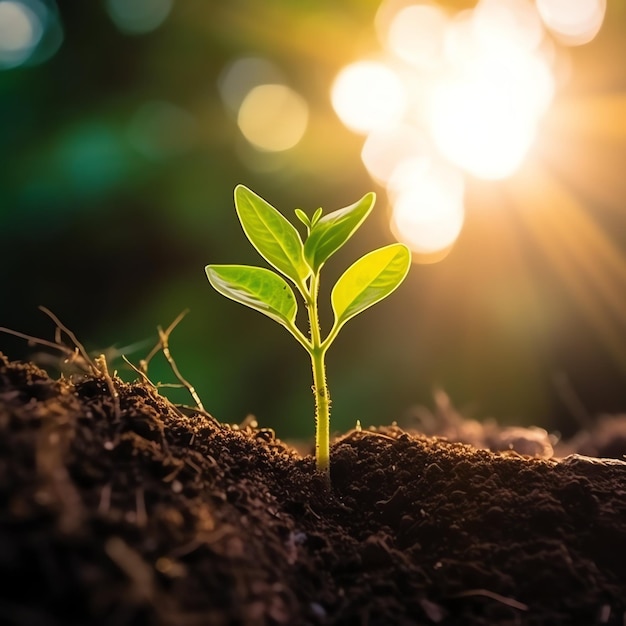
424;2;556;181
328;0;606;259
426;3;555;180
428;52;553;180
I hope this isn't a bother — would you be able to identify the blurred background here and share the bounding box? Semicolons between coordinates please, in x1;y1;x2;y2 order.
1;0;626;442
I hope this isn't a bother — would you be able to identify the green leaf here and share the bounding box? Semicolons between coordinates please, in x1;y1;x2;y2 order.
331;243;411;329
294;208;310;228
206;264;297;330
304;192;375;272
235;185;309;286
310;207;323;228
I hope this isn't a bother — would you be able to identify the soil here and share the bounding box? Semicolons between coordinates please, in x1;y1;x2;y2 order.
1;352;626;626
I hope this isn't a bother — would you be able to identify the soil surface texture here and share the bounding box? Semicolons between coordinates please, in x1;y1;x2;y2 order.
1;352;626;626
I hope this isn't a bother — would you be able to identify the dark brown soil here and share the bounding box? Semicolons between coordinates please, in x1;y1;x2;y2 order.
1;352;626;626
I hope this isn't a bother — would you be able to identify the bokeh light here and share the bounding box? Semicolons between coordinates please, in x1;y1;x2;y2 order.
0;1;42;68
0;0;54;69
472;0;544;54
442;9;477;68
426;2;555;180
331;61;407;134
389;156;465;259
536;0;606;46
361;124;429;184
237;84;309;152
330;0;604;258
55;123;129;195
105;0;172;35
385;4;448;70
218;57;285;115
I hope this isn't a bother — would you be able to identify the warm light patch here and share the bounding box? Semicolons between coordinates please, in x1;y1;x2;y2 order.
386;4;448;70
331;61;407;134
390;158;465;258
472;0;544;54
443;10;477;67
536;0;605;46
237;84;309;152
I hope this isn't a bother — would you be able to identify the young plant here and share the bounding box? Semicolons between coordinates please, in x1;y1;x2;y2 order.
205;185;411;476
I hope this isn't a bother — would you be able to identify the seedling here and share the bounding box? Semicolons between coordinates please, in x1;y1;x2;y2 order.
206;185;411;476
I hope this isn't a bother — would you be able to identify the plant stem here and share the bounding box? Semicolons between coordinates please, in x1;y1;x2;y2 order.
306;273;331;475
311;346;330;473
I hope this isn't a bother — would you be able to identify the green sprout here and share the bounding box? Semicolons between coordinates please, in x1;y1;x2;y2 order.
206;185;411;476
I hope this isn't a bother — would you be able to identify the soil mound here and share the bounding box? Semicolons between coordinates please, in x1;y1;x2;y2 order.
1;353;625;625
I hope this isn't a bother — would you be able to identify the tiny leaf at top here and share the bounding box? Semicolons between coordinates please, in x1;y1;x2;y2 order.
206;264;298;330
310;207;323;228
304;192;375;272
294;208;310;229
235;185;310;286
331;243;411;330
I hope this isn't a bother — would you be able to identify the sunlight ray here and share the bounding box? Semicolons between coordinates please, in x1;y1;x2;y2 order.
510;164;626;373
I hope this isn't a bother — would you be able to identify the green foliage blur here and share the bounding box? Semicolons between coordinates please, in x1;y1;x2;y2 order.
2;0;626;443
